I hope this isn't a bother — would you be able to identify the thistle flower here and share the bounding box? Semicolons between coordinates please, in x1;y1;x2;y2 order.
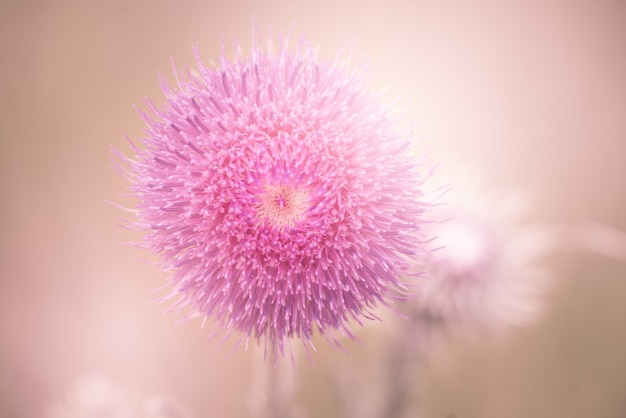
416;172;552;334
371;175;551;418
45;376;190;418
45;376;136;418
114;29;432;355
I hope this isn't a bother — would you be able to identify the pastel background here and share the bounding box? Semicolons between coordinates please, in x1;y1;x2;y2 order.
1;0;625;417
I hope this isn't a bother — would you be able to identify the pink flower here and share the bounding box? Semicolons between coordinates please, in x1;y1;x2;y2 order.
45;376;190;418
45;376;135;418
417;173;552;335
114;30;432;355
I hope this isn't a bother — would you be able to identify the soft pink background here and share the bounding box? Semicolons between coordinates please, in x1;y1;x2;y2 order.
1;1;625;417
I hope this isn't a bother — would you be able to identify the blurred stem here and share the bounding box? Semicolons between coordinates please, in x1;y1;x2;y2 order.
247;347;297;418
550;222;626;262
379;312;439;418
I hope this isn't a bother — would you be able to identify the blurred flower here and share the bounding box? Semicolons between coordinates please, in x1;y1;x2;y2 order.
415;172;552;334
45;375;190;418
45;376;136;418
371;173;552;418
114;29;433;355
141;397;190;418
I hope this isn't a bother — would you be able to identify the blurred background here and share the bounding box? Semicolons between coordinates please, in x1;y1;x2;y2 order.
1;0;625;417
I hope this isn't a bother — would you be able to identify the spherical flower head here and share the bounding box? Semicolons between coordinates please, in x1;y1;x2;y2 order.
417;170;552;335
114;29;432;355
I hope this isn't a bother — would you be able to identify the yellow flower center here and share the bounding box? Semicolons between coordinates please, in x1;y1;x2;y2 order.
256;184;309;228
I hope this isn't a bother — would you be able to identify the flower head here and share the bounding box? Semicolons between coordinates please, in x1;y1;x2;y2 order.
45;376;135;418
45;376;190;418
416;171;552;334
115;30;432;355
